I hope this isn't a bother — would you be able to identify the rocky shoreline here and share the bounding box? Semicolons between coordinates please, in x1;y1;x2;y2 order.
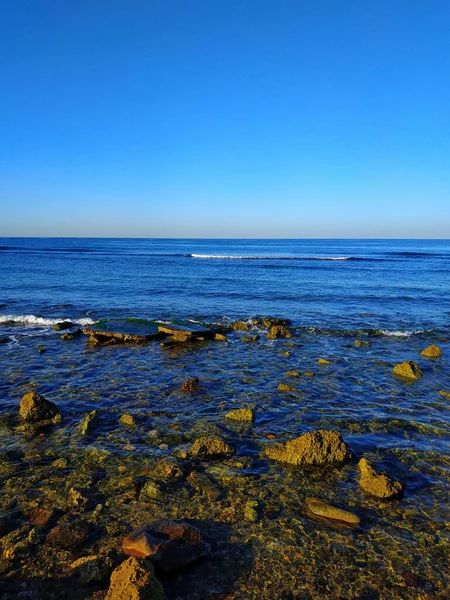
0;317;449;599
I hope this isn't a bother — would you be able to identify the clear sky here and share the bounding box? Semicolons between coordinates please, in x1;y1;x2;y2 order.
1;1;449;238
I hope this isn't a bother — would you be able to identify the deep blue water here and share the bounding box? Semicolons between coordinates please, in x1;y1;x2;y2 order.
1;238;450;332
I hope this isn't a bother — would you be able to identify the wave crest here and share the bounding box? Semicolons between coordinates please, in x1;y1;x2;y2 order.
0;314;95;327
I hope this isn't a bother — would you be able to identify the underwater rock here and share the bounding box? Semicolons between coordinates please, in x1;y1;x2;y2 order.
225;407;255;422
122;520;210;571
119;413;136;427
0;336;10;344
268;325;292;338
158;323;214;342
232;320;252;331
181;377;201;394
139;480;164;501
318;358;332;365
19;392;59;422
61;328;82;341
278;383;297;392
305;497;360;526
71;555;113;584
68;487;89;508
358;458;404;499
244;499;259;522
303;371;315;377
439;390;450;399
420;344;443;358
37;345;47;354
354;340;371;347
263;317;291;328
187;471;222;501
46;520;91;550
105;556;166;600
215;333;228;341
241;334;260;342
80;410;98;435
151;457;184;481
27;507;54;527
53;321;74;331
265;429;352;467
83;328;161;344
3;540;31;560
393;361;423;380
189;436;235;459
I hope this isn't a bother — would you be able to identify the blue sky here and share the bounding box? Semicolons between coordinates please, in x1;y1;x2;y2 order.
1;1;449;237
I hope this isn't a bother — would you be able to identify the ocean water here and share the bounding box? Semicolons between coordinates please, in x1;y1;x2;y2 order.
1;238;450;598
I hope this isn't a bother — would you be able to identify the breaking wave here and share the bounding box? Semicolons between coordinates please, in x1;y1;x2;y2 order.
0;314;96;327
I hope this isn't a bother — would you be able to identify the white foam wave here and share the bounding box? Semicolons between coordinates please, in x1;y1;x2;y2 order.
0;314;95;327
190;254;352;260
380;329;425;337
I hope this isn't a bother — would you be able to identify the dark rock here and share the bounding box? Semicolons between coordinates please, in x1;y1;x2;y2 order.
54;321;74;331
46;520;91;550
181;377;201;394
189;436;235;459
122;519;210;571
61;328;82;341
158;323;214;342
37;345;47;354
19;392;59;422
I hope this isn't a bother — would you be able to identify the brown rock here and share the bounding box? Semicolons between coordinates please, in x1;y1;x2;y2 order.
286;370;300;377
83;329;162;344
269;325;291;338
122;520;210;571
392;361;423;380
189;436;235;459
231;321;252;331
358;458;404;499
105;556;166;600
181;377;201;394
318;358;332;365
19;392;59;422
158;323;214;342
265;429;352;466
46;520;91;550
278;382;296;392
305;497;360;526
354;340;370;347
27;507;54;527
420;344;443;358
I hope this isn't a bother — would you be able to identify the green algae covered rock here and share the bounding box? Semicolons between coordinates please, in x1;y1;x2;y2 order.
305;497;360;526
225;407;255;422
19;392;59;422
420;344;443;358
358;457;404;499
392;361;423;380
189;436;235;459
53;321;74;331
105;556;166;600
265;429;351;467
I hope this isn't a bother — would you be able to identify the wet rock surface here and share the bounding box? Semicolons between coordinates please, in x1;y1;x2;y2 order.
358;457;404;499
265;429;352;466
305;497;360;526
189;436;235;459
420;344;443;358
19;391;59;422
393;360;423;380
105;556;166;600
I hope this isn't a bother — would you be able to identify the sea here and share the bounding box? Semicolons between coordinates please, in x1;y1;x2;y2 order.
0;237;449;598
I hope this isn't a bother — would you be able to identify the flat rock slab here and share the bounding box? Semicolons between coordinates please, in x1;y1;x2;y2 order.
83;329;163;344
157;323;214;341
122;520;210;571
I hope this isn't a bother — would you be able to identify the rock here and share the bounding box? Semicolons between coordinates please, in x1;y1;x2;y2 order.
181;377;201;394
244;500;259;522
263;317;291;328
68;487;88;508
61;328;82;341
139;480;164;501
265;429;352;467
105;556;166;600
318;358;331;365
150;458;184;481
354;340;370;347
122;520;210;571
286;370;300;377
187;471;221;501
83;328;162;344
189;436;235;459
439;390;450;399
28;528;40;544
52;457;68;468
37;345;47;354
0;336;10;344
215;333;228;341
420;344;443;358
119;413;136;427
305;497;360;526
358;458;404;499
232;321;252;331
241;334;260;342
278;383;296;392
27;507;54;527
80;410;98;435
225;407;255;422
3;540;31;560
269;325;291;338
158;323;214;342
19;392;59;422
46;520;91;550
71;555;113;584
54;321;74;331
303;371;315;377
393;361;423;380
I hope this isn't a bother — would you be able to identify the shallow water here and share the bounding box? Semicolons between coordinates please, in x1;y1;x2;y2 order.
0;239;449;598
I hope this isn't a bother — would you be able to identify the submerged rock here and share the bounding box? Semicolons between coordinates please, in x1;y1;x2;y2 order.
61;328;82;341
420;344;443;358
263;317;291;328
189;436;235;459
19;392;59;422
105;556;166;600
305;497;360;526
225;407;255;422
181;377;201;394
187;471;222;501
354;340;371;347
439;390;450;399
46;520;91;550
53;321;74;331
232;321;252;331
278;382;297;392
158;323;214;342
83;328;161;344
241;334;260;342
265;429;352;467
358;457;404;499
119;413;136;427
80;410;98;435
393;361;423;380
122;520;210;571
286;370;300;377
